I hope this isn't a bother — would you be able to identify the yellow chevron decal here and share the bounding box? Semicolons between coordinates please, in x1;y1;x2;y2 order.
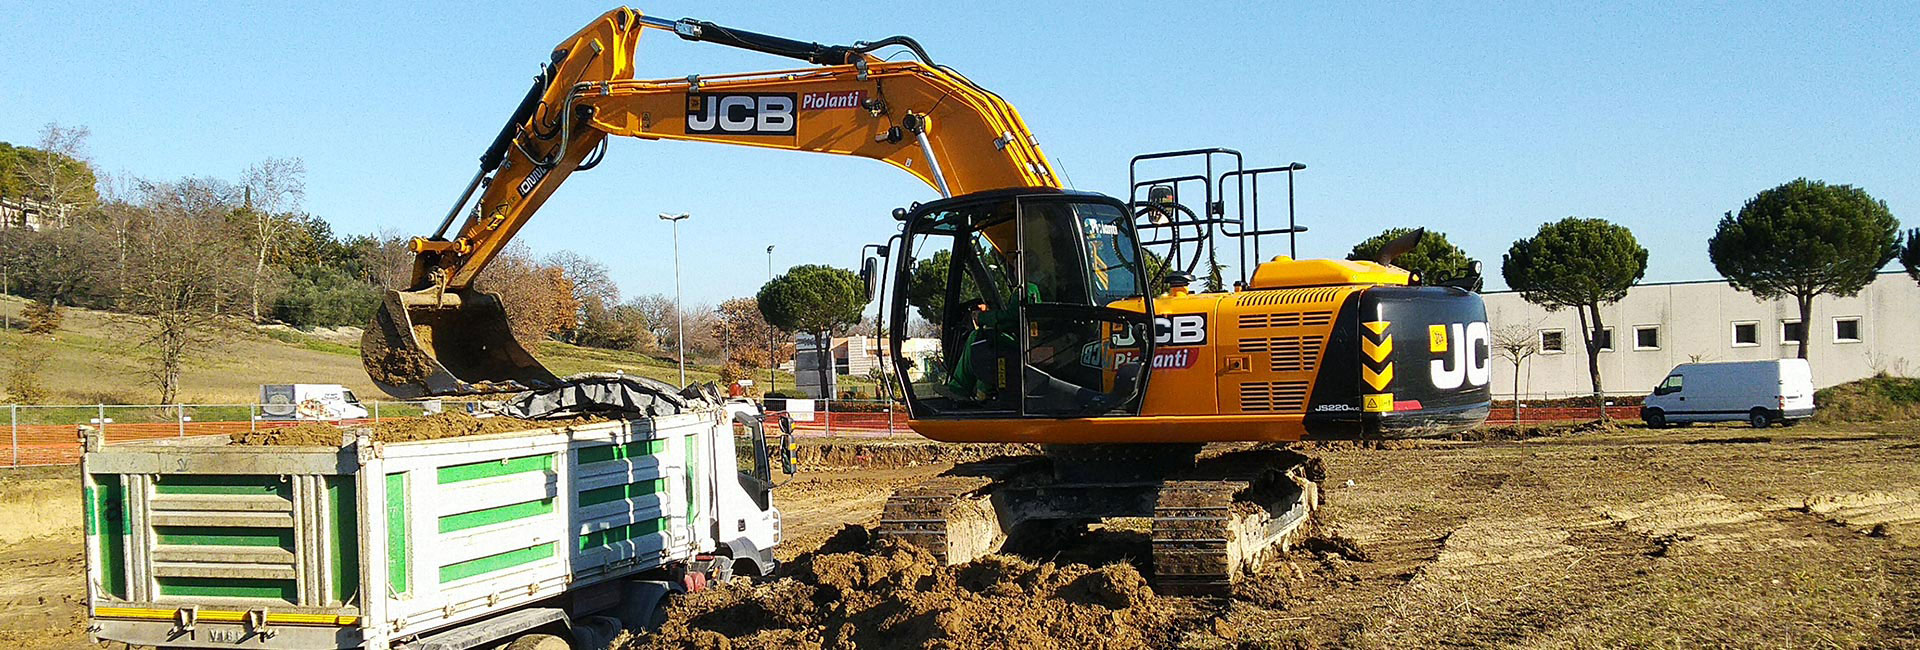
1363;320;1390;337
1362;363;1394;391
1361;335;1393;363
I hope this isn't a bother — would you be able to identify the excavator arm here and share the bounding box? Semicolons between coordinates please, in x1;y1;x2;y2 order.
365;7;1060;397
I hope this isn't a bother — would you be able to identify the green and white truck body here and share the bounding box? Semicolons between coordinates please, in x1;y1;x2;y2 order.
81;408;782;649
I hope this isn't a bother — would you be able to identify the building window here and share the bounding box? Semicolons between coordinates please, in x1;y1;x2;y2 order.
1731;321;1759;347
1594;327;1615;353
1634;325;1660;351
1834;317;1861;344
1781;320;1804;346
1540;329;1565;354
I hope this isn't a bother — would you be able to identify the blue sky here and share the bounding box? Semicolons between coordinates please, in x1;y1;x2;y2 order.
3;1;1914;304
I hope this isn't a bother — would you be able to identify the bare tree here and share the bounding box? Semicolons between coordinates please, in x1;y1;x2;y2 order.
476;243;580;345
359;230;414;290
1491;323;1539;420
239;158;306;321
630;293;679;350
544;250;619;306
18;123;97;228
544;250;619;344
714;297;790;368
119;180;250;403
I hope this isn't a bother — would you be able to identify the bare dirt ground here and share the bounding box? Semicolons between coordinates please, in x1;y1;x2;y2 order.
5;422;1917;649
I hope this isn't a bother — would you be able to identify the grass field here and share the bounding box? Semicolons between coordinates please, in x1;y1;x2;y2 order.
0;295;820;404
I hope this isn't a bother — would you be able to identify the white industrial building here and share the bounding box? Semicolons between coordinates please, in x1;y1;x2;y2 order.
1483;271;1919;400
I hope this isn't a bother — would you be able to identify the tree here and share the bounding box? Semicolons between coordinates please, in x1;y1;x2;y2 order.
577;297;656;351
476;243;580;345
714;297;790;368
545;250;619;344
1490;323;1539;414
119;179;252;403
1349;227;1477;282
758;265;865;397
1901;228;1919;286
629;293;680;350
11;225;110;311
1708;179;1899;362
239;157;307;322
905;250;970;328
1502;218;1647;412
15;124;99;228
351;231;414;290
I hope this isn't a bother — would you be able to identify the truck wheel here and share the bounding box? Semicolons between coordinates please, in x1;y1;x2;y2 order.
1643;410;1666;429
503;633;570;650
1748;409;1771;429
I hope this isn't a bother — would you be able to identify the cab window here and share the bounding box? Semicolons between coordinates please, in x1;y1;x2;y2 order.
1654;375;1682;395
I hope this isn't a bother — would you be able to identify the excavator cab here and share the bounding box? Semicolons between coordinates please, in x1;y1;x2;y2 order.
889;188;1156;420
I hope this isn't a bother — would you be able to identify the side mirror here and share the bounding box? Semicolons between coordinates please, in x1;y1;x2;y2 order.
780;430;797;475
859;257;879;301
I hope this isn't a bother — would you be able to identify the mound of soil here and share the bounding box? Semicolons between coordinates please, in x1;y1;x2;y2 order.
1455;419;1618;442
229;412;606;446
229;422;351;446
627;538;1181;650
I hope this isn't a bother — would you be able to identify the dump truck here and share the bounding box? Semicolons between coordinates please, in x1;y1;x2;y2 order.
80;399;792;649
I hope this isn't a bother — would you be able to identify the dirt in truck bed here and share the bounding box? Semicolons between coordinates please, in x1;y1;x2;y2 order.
228;412;607;446
7;421;1920;649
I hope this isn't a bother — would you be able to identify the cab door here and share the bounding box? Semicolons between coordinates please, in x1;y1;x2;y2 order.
1012;195;1154;417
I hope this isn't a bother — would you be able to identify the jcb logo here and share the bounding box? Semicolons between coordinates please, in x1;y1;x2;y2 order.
1429;321;1490;390
1109;314;1207;347
686;93;796;135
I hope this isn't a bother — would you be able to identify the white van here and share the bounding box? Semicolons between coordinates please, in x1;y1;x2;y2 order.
257;383;370;421
1640;359;1815;428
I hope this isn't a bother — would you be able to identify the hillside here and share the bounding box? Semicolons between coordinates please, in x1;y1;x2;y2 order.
0;296;798;405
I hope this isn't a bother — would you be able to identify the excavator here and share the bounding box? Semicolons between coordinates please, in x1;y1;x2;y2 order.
364;7;1493;593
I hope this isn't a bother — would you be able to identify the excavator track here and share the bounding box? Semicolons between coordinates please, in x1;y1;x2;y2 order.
1151;465;1318;594
877;445;1320;594
876;458;1044;565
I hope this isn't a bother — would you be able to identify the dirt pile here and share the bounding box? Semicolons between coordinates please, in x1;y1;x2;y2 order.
627;536;1183;650
1455;418;1618;442
229;412;606;446
796;441;1040;469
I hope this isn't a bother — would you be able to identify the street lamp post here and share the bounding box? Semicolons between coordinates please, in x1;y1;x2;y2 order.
766;245;776;394
660;212;690;387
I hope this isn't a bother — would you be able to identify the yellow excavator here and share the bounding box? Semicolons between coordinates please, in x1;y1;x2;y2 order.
365;7;1492;592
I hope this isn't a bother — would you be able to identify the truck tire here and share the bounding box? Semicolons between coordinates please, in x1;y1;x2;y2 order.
503;632;570;650
1642;409;1666;429
616;580;675;632
1748;409;1771;429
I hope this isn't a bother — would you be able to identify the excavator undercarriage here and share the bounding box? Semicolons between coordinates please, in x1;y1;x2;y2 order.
879;444;1322;594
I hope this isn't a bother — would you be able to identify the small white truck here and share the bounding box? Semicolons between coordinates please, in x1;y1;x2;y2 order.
257;384;370;422
82;405;792;649
1640;359;1817;428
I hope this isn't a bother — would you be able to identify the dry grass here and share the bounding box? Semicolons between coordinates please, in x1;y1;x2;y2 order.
0;296;796;403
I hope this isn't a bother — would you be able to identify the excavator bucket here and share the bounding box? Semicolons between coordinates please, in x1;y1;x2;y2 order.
361;288;559;398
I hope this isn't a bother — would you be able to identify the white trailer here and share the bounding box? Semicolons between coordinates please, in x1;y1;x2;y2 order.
81;407;788;649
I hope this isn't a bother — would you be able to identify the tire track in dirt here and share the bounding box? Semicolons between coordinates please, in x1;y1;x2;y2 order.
1218;448;1532;648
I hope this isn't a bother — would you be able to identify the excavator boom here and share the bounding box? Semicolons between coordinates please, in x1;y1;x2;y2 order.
364;7;1058;397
